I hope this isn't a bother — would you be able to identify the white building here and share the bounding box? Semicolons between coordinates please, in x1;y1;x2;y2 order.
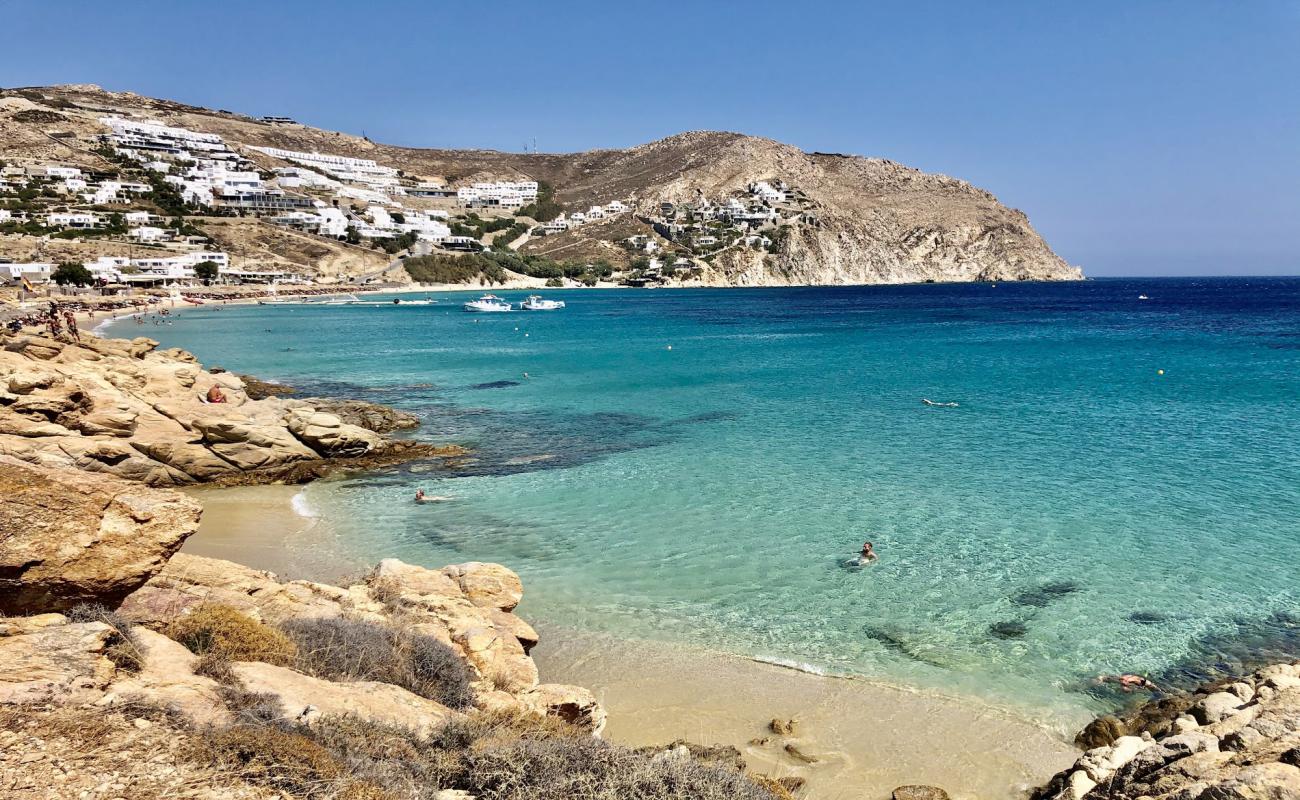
605;200;628;214
2;262;54;285
251;147;399;187
124;211;153;226
457;180;539;208
128;226;168;242
47;212;101;229
750;181;787;203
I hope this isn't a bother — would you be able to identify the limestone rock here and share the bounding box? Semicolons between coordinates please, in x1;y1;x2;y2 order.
893;786;951;800
98;627;230;727
1197;691;1247;724
286;407;382;456
519;683;606;736
0;456;201;613
230;661;457;736
442;562;524;611
0;619;116;705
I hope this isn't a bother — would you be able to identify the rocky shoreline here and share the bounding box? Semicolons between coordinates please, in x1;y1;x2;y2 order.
1035;664;1300;800
0;327;460;487
4;326;1299;800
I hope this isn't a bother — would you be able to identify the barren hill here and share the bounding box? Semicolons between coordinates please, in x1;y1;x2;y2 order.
0;84;1081;285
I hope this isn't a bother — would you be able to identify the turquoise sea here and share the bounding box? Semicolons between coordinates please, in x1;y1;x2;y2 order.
105;278;1300;727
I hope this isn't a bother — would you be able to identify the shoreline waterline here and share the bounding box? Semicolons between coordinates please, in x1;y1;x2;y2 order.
190;482;1082;798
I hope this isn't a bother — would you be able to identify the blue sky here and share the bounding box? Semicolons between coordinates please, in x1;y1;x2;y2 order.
4;0;1297;276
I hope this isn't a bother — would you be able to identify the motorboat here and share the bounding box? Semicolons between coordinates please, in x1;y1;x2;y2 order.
520;295;566;311
1138;294;1150;300
389;297;436;306
463;294;512;312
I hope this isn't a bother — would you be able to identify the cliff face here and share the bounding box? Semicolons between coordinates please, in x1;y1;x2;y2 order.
523;131;1080;285
1;85;1081;286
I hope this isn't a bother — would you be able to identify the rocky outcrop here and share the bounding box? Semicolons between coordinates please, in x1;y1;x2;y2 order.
0;615;117;706
115;552;602;733
0;456;200;614
0;330;456;487
229;660;457;736
1036;663;1300;800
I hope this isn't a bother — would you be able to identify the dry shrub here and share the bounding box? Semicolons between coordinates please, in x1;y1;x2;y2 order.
67;603;144;672
463;735;783;800
298;709;783;800
279;617;474;709
751;774;801;800
199;725;342;796
167;605;296;665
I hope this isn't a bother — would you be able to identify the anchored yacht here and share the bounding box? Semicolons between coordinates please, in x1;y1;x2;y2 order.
520;295;566;311
463;294;512;312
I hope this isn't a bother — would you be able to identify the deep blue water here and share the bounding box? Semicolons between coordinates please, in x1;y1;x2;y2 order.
107;277;1300;724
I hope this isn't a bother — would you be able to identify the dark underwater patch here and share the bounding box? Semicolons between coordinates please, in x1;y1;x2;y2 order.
989;620;1028;640
1129;611;1170;625
863;626;948;668
469;380;521;390
1012;581;1080;608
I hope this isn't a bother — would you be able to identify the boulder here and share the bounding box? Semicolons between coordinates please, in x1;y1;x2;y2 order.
0;456;201;614
98;627;230;727
893;787;950;800
229;661;457;736
1197;691;1247;724
519;683;606;736
286;408;381;457
442;562;524;611
120;553;352;627
0;618;116;705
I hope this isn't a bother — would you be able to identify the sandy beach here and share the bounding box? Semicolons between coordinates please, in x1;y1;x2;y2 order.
193;484;1080;799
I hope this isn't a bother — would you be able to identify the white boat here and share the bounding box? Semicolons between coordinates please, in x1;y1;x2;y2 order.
1138;294;1150;300
520;295;566;311
463;294;512;312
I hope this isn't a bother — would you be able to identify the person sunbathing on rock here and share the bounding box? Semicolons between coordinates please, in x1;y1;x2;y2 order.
206;385;227;404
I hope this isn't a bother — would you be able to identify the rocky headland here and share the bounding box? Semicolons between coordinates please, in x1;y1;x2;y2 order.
0;328;459;487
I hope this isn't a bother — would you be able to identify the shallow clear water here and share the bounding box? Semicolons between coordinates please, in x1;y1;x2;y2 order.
107;278;1300;726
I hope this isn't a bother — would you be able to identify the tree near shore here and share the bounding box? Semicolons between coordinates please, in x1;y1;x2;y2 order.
193;260;220;285
52;262;93;287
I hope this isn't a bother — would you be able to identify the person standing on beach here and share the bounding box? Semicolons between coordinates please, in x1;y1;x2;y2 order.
64;312;79;343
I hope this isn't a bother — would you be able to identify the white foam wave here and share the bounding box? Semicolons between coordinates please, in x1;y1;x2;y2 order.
749;655;832;677
290;490;319;519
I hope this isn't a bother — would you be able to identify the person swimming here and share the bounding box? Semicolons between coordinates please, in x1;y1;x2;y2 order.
922;398;959;407
1097;673;1159;692
414;489;426;503
859;541;878;564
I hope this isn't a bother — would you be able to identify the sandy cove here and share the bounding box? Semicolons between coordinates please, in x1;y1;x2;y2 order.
189;484;1080;799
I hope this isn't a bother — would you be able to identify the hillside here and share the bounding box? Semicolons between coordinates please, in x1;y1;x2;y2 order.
0;84;1081;285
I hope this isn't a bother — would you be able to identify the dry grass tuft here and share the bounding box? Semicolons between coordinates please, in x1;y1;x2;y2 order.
198;724;343;796
279;616;474;709
167;604;297;665
66;603;145;672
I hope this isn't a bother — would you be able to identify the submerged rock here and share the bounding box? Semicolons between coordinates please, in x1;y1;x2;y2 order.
893;786;951;800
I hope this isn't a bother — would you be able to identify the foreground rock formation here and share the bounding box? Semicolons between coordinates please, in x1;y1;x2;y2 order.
0;329;457;487
1036;663;1300;800
0;456;201;614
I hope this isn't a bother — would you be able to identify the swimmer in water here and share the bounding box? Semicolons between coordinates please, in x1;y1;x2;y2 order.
415;489;426;503
859;541;878;564
1097;673;1158;692
922;398;959;408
